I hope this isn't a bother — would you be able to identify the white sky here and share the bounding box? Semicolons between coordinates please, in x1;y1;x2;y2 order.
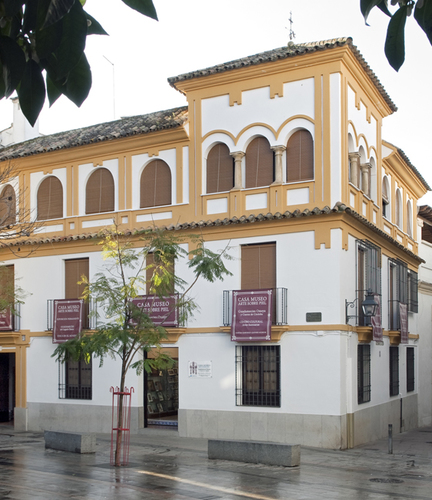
1;0;431;203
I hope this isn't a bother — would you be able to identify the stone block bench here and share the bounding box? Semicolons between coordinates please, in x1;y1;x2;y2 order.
44;430;96;454
208;439;300;467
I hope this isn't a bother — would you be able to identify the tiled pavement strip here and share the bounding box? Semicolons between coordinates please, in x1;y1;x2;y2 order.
0;425;432;499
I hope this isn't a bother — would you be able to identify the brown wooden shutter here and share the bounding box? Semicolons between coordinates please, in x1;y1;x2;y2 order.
146;252;175;294
86;168;114;214
140;160;172;208
0;265;14;304
241;243;276;290
245;137;274;188
286;130;314;182
37;176;63;220
207;143;234;193
65;259;89;299
0;185;16;227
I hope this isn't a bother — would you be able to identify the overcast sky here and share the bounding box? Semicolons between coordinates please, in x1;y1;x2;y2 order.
1;0;431;203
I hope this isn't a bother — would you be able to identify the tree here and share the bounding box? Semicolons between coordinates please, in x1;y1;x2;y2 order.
0;0;158;126
361;0;432;71
52;226;232;466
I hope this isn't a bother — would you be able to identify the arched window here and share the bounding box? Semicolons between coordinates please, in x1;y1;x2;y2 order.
0;185;16;227
395;189;402;229
382;177;390;219
407;200;413;238
245;136;274;188
86;168;114;214
37;176;63;220
286;129;314;183
140;160;171;208
206;143;234;193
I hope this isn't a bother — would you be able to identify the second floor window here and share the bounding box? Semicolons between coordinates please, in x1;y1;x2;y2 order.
286;129;314;183
206;143;234;193
0;184;16;227
37;176;63;220
86;168;114;215
245;137;274;188
357;240;381;326
140;160;171;208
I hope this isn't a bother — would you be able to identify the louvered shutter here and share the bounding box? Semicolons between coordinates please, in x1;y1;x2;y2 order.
86;168;115;214
37;177;63;220
140;160;172;208
207;143;234;193
65;259;89;299
287;130;314;182
241;243;276;290
0;185;16;227
245;137;274;188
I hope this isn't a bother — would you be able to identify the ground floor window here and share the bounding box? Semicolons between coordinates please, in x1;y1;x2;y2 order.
389;346;399;397
59;358;92;400
236;345;280;407
407;347;415;392
358;344;371;404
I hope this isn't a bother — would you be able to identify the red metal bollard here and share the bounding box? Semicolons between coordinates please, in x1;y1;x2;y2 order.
110;386;134;466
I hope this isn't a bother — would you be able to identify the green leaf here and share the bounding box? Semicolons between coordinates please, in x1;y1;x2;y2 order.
46;72;62;106
361;0;383;23
3;0;22;17
43;0;76;28
36;15;63;59
16;59;46;126
22;0;39;34
385;5;407;71
415;0;432;44
0;35;26;97
377;0;392;17
0;62;5;98
85;12;108;35
63;52;91;106
54;0;88;78
121;0;158;20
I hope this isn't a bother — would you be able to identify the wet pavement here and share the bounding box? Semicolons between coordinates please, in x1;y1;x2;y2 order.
0;424;432;499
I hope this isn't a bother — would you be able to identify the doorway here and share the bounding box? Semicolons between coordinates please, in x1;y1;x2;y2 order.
0;353;15;423
145;347;178;428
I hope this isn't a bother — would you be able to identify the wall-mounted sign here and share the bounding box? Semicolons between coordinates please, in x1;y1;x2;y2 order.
0;308;12;331
52;299;83;344
306;312;322;323
231;289;272;342
400;303;408;344
130;295;178;327
188;361;212;378
372;294;383;342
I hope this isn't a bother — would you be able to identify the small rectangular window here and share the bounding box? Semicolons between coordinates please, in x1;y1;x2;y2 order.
358;344;371;404
236;345;280;407
389;346;399;397
407;270;418;313
59;358;92;400
407;347;415;392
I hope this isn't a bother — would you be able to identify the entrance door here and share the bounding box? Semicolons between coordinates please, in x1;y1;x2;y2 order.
145;347;178;427
0;353;15;422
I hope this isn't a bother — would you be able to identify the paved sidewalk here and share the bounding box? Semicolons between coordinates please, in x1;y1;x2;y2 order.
1;424;432;499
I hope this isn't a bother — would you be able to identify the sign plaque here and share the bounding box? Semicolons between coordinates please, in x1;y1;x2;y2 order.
231;289;273;342
53;299;83;344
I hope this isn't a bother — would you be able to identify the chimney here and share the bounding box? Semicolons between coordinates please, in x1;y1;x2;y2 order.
11;97;40;144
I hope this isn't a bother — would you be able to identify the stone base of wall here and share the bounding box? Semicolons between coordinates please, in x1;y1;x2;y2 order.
27;402;142;434
179;395;419;450
14;407;28;431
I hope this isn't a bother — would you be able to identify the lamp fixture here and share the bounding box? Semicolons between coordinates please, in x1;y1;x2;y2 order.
345;289;378;325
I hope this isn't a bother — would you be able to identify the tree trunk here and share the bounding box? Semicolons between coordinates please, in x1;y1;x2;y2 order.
114;360;127;466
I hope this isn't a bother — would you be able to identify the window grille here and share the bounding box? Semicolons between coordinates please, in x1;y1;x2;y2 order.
407;347;415;392
59;358;92;400
358;344;371;404
388;259;408;330
389;346;399;397
356;240;381;326
407;270;418;313
236;345;280;407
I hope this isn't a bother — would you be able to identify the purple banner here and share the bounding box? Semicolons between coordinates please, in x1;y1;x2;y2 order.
131;295;178;327
0;308;12;331
53;299;83;344
400;303;408;344
371;294;383;343
231;289;273;342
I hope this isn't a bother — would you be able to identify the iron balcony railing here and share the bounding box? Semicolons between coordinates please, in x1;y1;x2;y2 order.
47;299;97;331
223;288;288;327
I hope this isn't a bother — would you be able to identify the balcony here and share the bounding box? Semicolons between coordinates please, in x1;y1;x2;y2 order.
0;303;21;332
47;299;97;331
223;288;288;327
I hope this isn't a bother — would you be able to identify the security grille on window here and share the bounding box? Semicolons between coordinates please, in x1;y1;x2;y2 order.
358;344;371;404
388;259;408;330
407;270;418;313
389;346;399;397
236;345;280;407
407;347;415;392
356;240;381;326
58;358;92;400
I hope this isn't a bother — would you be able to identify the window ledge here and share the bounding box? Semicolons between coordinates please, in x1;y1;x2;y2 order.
220;325;288;341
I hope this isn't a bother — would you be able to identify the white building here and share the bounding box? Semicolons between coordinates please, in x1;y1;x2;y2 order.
0;37;430;448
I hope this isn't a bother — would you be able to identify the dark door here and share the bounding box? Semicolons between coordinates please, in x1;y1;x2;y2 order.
0;353;15;422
